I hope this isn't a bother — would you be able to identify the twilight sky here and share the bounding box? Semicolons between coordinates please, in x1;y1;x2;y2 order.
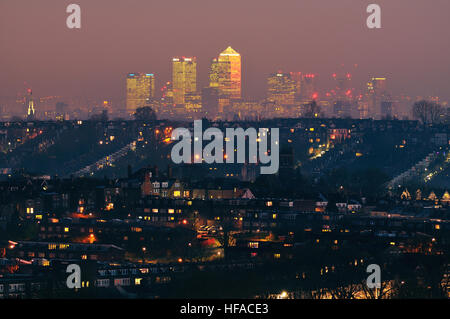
1;0;449;103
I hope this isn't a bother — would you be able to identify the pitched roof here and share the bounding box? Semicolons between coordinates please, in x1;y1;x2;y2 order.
220;46;240;57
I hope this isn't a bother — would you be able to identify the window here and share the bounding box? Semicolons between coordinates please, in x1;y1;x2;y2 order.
96;279;110;287
114;278;131;287
8;283;25;293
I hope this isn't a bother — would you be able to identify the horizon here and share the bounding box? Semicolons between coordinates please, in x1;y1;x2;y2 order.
1;0;450;105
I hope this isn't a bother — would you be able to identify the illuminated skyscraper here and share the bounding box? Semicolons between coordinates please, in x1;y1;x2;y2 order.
367;77;387;95
26;88;36;119
161;81;174;106
172;57;197;105
332;72;353;100
210;46;241;100
126;73;155;114
301;74;317;101
209;58;230;90
267;72;296;105
289;72;302;100
367;77;388;118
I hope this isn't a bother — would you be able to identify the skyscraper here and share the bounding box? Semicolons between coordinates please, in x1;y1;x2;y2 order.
267;72;296;105
201;86;219;118
210;46;241;100
367;77;388;118
209;58;230;91
26;88;36;119
332;72;353;101
126;73;155;114
289;72;302;100
301;74;317;101
172;57;197;105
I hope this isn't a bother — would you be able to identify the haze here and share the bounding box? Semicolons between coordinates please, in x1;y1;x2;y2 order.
1;0;449;103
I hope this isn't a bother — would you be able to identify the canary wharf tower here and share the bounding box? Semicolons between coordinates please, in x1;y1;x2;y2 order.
211;46;241;99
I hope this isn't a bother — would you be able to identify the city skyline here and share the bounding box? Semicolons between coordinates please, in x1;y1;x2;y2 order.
4;48;447;122
1;0;450;104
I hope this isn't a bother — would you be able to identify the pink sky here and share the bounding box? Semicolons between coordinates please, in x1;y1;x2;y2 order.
1;0;449;103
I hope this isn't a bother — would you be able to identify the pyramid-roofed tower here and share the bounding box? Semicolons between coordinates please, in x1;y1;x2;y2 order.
216;46;241;99
220;46;240;57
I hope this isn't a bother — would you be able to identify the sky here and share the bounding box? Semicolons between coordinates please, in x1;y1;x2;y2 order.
1;0;449;104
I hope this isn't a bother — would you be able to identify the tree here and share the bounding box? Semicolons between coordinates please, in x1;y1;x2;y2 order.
134;106;157;121
303;100;321;118
89;110;108;122
412;100;444;125
360;279;396;299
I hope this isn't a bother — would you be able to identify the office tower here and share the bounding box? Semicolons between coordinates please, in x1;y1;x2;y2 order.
301;74;317;101
381;101;393;118
161;81;174;106
172;57;197;105
202;86;219;118
332;73;353;100
26;88;36;119
126;73;155;114
289;72;302;100
367;77;388;118
333;100;352;118
184;92;202;115
209;46;241;100
209;58;230;90
357;96;369;119
267;72;296;105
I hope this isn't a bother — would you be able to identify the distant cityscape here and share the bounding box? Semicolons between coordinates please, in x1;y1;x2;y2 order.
1;46;448;123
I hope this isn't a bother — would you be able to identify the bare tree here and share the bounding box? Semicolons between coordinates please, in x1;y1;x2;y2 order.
303;100;321;118
360;279;396;299
134;106;157;121
326;283;359;299
412;100;444;124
